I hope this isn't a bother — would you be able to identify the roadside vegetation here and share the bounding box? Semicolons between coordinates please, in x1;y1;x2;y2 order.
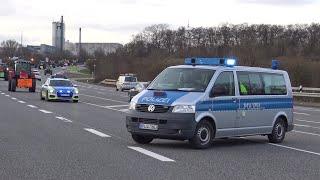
88;23;320;87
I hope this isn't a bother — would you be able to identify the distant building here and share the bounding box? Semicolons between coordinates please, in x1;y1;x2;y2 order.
52;16;65;52
27;45;41;53
40;44;57;55
27;44;56;55
65;41;123;56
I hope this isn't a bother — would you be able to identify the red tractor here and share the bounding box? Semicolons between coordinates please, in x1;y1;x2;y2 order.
8;60;36;92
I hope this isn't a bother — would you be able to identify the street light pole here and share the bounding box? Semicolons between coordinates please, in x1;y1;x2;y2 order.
93;63;96;79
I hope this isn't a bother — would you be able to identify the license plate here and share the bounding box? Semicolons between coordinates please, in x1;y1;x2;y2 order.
60;94;70;97
139;123;158;131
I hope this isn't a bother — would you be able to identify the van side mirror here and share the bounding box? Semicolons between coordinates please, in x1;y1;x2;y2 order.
210;85;227;97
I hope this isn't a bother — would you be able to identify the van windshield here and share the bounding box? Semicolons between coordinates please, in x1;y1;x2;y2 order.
125;76;137;82
148;68;215;92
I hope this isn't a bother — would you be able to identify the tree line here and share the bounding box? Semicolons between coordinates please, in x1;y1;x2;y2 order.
92;23;320;87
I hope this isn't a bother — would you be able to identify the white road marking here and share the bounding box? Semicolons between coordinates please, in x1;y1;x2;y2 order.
5;95;10;97
118;109;129;113
55;116;72;123
84;128;110;137
293;130;320;137
128;146;175;162
105;104;128;108
80;94;127;103
268;143;320;156
27;105;38;108
1;93;5;94
293;112;310;116
81;101;129;113
294;106;320;112
294;124;320;130
296;119;320;124
11;97;17;100
18;100;26;104
38;109;52;114
81;101;106;108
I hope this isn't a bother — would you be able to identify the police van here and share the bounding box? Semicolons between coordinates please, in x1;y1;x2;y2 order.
126;58;293;149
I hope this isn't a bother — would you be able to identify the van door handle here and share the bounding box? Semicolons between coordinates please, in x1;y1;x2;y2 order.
232;98;238;103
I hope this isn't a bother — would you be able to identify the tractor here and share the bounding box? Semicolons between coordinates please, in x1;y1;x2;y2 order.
0;63;9;81
8;60;36;92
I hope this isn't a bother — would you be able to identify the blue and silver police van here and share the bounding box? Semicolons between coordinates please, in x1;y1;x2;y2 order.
126;58;293;149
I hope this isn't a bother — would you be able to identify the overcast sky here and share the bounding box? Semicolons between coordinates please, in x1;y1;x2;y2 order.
0;0;319;45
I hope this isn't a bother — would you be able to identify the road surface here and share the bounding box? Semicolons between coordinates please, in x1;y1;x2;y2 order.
0;68;319;179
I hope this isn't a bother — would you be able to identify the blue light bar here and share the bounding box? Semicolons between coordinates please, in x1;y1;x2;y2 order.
184;57;237;67
271;60;279;70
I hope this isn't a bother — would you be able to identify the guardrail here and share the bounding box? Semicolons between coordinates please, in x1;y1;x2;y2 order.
100;79;117;86
98;79;320;98
292;86;320;98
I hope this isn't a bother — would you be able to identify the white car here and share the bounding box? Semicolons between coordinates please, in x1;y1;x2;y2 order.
32;69;41;81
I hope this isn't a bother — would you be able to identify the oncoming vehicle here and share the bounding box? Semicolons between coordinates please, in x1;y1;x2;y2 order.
44;67;52;75
128;82;149;101
116;74;138;91
40;77;79;103
32;69;41;81
126;58;293;149
8;60;36;92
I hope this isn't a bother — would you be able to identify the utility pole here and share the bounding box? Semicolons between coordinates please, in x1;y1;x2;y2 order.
20;32;23;58
79;27;82;62
60;16;64;54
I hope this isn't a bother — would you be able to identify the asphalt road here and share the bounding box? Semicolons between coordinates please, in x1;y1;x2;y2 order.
0;68;319;180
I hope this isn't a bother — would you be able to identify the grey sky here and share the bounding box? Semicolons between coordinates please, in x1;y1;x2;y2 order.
0;0;319;45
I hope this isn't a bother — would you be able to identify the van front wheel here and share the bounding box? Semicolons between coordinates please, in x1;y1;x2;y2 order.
189;120;214;149
268;118;286;143
131;134;153;144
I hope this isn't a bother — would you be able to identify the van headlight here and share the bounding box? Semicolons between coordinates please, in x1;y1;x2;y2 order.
172;105;195;113
129;101;137;110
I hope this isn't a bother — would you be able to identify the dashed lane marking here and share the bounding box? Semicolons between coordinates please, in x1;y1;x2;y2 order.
38;109;53;114
81;101;129;113
18;100;26;104
11;97;17;100
55;116;72;123
295;124;320;130
293;130;320;137
294;106;320;112
268;143;320;156
1;93;5;95
296;119;320;124
84;128;111;137
27;105;38;108
5;95;10;97
104;104;128;108
128;146;175;162
79;94;127;103
293;112;310;116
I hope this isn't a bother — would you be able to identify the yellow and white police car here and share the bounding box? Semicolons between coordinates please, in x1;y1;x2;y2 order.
40;77;79;103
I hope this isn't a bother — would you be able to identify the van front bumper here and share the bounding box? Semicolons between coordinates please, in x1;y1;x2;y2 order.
126;110;196;140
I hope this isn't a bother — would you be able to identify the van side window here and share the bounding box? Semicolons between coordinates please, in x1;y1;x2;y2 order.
237;72;250;95
212;71;235;97
237;72;264;95
262;73;287;95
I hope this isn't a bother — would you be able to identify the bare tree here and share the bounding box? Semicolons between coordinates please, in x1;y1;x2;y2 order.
1;39;19;58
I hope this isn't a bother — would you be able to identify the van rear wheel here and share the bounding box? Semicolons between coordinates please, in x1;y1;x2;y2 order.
268;118;286;143
131;134;153;144
189;120;214;149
